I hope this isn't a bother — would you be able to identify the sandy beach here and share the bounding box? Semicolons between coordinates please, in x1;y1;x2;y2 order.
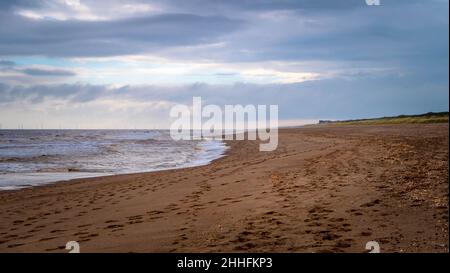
0;124;448;253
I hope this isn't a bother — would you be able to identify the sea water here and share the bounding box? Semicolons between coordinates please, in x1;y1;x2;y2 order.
0;130;227;190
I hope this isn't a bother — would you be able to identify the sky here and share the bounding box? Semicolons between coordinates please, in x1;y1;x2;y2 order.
0;0;448;129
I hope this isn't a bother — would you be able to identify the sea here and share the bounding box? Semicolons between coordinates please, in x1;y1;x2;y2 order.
0;130;228;190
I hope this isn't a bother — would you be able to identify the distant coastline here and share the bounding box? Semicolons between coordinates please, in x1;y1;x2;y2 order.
318;111;449;126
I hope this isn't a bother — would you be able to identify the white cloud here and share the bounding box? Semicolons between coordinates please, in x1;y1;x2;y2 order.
16;0;162;21
63;55;325;85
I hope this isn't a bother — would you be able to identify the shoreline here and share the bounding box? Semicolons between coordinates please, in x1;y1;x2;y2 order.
0;124;448;253
0;147;231;194
0;137;229;191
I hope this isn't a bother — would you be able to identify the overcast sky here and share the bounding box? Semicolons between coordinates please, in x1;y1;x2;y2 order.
0;0;448;129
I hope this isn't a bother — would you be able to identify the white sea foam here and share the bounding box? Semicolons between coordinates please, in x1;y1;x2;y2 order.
0;130;228;190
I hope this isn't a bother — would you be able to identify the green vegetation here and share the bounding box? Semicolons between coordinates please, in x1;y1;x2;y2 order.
320;112;449;126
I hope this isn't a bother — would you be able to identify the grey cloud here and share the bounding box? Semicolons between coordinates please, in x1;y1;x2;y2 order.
0;11;243;57
0;0;42;10
149;0;425;14
0;83;107;104
214;72;239;76
147;0;448;85
0;0;403;15
0;60;16;67
0;62;75;85
20;68;76;77
1;74;448;121
0;0;446;69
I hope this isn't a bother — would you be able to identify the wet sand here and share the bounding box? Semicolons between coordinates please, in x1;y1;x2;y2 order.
0;124;448;253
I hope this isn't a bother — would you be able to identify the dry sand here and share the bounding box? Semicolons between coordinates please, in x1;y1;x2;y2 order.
0;124;448;253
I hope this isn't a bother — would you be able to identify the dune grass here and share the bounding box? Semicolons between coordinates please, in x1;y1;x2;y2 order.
326;112;449;126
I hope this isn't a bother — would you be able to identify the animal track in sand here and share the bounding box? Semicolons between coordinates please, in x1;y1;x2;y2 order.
50;229;65;234
73;231;89;235
45;245;65;251
7;243;24;248
39;236;58;241
127;215;144;224
105;224;124;229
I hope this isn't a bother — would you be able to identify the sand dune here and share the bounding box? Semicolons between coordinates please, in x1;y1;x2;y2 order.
0;124;448;253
